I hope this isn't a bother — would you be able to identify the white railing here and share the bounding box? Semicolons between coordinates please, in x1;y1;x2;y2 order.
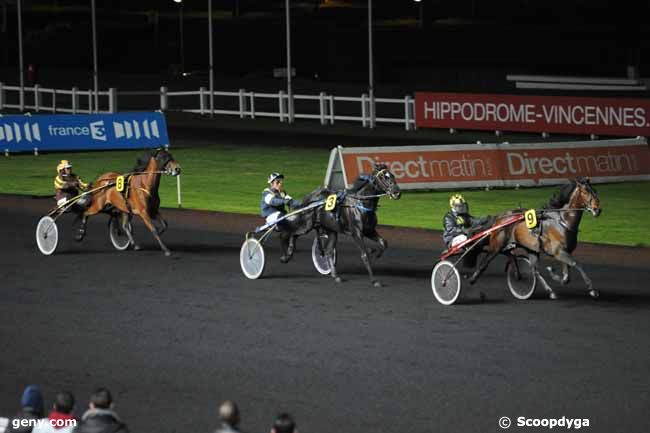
0;82;417;130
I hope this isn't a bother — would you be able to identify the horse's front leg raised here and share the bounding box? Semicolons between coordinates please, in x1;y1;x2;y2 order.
365;230;388;260
554;250;597;298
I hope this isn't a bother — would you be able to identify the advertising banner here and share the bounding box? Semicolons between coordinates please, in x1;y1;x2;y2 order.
324;138;650;190
0;112;170;152
415;92;650;137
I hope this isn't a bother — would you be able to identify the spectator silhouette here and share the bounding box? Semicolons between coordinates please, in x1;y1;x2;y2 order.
73;388;128;433
5;385;44;433
270;413;297;433
212;400;242;433
32;391;76;433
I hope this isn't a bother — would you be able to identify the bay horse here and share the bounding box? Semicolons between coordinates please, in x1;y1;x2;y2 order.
292;163;401;287
78;149;181;256
468;178;602;299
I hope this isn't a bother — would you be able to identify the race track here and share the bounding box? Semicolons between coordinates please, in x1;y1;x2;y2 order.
1;195;649;433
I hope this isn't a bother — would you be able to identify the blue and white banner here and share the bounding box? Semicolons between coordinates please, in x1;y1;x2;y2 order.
0;112;170;152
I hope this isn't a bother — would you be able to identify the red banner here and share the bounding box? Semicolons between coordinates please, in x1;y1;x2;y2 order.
415;92;650;137
327;139;650;190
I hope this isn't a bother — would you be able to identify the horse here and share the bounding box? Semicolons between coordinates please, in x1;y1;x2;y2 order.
467;178;602;299
290;163;401;287
78;148;181;256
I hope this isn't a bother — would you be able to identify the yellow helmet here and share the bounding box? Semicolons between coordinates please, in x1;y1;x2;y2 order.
57;160;72;173
449;193;468;214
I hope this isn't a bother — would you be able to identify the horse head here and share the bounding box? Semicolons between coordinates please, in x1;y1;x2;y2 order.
573;177;601;217
372;163;401;200
154;149;181;176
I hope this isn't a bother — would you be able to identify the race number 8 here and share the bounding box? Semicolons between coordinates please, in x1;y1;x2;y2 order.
116;175;125;192
524;209;537;229
325;194;337;211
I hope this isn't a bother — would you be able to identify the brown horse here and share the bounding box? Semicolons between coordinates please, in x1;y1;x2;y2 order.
468;178;602;299
79;149;181;256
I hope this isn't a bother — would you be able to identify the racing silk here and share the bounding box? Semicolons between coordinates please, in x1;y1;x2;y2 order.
442;210;489;246
260;187;301;218
54;173;88;201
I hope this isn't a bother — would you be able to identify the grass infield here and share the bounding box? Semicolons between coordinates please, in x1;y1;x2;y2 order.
1;145;648;248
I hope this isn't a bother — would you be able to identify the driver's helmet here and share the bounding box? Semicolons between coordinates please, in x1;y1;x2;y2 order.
449;193;469;214
57;160;72;174
267;172;284;184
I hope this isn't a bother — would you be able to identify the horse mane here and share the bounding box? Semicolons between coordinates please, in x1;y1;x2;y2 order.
133;149;156;172
545;180;577;209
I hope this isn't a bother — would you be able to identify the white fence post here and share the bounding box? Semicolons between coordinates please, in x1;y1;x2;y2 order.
160;86;168;111
108;88;117;113
19;86;24;112
87;91;92;113
278;91;285;122
0;82;4;110
249;92;255;119
238;89;246;118
319;92;327;125
72;87;78;114
361;93;368;127
329;95;334;125
176;175;182;208
34;84;40;112
52;89;57;112
199;87;206;115
404;96;410;131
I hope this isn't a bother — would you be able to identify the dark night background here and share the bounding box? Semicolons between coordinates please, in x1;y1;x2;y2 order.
1;0;649;95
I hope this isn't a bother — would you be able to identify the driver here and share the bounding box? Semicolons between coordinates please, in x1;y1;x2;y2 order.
53;160;91;209
443;193;491;250
261;172;302;263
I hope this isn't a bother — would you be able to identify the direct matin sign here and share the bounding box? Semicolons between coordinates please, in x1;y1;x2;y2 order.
0;112;170;152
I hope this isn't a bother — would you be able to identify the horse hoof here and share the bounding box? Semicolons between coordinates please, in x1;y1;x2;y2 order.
164;250;171;257
589;289;599;299
334;277;342;283
373;281;382;288
279;255;290;264
133;244;141;251
549;292;558;300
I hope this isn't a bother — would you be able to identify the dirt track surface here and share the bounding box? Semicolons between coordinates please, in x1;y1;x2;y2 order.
1;194;649;433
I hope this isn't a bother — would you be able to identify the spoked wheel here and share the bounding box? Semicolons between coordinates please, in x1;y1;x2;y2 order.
431;260;462;305
36;216;59;255
507;255;537;300
109;215;132;251
240;237;266;279
311;236;337;275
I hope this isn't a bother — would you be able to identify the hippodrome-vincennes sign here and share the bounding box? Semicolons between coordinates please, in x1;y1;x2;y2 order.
323;138;650;190
415;92;650;137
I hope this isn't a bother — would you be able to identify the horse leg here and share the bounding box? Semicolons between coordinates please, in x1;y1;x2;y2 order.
546;263;570;285
467;248;500;285
324;231;341;283
153;210;168;235
120;212;140;250
529;253;557;299
138;212;171;256
351;231;381;287
365;231;388;260
554;250;597;298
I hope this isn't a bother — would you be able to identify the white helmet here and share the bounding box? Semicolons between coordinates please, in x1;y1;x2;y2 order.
267;172;284;184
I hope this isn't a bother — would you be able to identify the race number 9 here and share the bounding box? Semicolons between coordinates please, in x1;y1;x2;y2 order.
325;194;337;211
116;175;125;192
524;209;537;229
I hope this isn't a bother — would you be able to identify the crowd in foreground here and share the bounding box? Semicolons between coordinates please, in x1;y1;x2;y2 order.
1;385;297;433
